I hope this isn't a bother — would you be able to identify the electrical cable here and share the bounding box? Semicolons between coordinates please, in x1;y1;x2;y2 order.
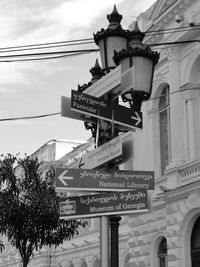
0;25;199;55
0;51;97;63
145;26;200;37
0;112;60;122
0;41;95;54
1;87;200;123
0;39;198;63
149;39;200;47
0;37;93;51
146;25;200;34
0;24;199;121
0;49;99;62
0;49;99;59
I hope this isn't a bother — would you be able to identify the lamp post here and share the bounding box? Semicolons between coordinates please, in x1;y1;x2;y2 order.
93;6;159;267
94;6;129;267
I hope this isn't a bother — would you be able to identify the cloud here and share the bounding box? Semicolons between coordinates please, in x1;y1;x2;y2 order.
0;63;33;87
49;0;124;35
0;0;157;91
0;87;13;94
0;0;124;89
0;0;124;46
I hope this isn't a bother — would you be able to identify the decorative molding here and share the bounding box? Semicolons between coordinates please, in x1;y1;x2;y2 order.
167;47;181;61
180;160;200;186
182;85;200;102
143;0;198;44
182;47;200;84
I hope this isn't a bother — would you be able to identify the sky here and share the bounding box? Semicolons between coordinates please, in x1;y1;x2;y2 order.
0;0;157;156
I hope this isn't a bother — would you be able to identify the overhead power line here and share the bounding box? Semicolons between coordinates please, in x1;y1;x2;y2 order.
1;87;200;123
0;39;199;63
0;112;60;122
0;25;198;55
0;41;95;54
0;50;98;63
0;49;99;59
145;25;200;36
0;37;93;51
149;39;200;47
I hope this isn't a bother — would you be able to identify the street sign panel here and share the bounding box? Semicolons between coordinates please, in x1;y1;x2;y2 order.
84;65;121;97
63;132;133;169
78;135;123;169
100;103;142;129
61;96;96;123
71;89;111;119
71;90;142;130
55;168;154;191
59;190;148;219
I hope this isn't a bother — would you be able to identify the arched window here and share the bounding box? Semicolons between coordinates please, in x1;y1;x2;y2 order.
157;237;168;267
159;85;170;174
191;216;200;266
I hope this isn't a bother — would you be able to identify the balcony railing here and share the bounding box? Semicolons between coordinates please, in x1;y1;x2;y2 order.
179;159;200;186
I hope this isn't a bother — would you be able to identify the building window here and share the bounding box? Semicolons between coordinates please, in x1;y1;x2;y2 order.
191;216;200;266
159;85;170;174
157;237;168;267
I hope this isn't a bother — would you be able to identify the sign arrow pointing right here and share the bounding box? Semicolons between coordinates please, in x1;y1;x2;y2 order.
131;112;142;126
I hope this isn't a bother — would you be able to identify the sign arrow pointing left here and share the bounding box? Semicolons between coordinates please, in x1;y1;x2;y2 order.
58;170;74;186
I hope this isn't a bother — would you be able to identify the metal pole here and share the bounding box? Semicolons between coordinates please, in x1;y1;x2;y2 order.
98;115;110;267
110;215;121;267
100;216;109;267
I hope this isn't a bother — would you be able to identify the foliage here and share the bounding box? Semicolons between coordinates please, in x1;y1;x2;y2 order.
0;240;4;253
0;154;86;267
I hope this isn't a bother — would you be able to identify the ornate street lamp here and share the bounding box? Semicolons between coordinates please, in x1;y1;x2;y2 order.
113;21;160;111
94;5;129;73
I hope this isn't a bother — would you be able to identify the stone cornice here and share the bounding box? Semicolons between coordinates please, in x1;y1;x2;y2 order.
165;179;200;203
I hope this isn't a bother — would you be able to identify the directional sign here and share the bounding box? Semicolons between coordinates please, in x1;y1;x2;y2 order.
71;89;110;118
71;90;142;130
59;190;148;219
55;168;154;191
78;135;123;169
63;132;133;169
61;96;96;123
100;103;142;129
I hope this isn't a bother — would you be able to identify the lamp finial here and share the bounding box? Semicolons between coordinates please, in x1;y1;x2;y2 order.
107;5;123;29
90;59;103;84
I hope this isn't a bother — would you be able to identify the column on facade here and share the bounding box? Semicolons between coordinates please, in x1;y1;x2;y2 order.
182;83;200;161
146;104;162;180
167;47;184;168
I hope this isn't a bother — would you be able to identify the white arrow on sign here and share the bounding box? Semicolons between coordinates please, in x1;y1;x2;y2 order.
131;112;142;126
58;170;74;186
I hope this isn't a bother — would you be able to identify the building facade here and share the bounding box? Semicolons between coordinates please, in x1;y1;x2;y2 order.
54;0;200;266
1;0;200;266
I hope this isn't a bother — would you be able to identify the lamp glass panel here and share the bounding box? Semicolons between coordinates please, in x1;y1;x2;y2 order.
98;39;106;70
98;37;127;70
133;57;153;94
119;57;130;73
106;36;127;68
